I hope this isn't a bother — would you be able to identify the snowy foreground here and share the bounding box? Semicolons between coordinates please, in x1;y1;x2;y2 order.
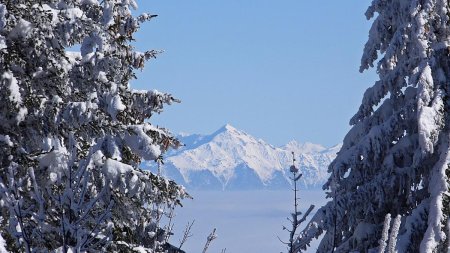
167;190;327;253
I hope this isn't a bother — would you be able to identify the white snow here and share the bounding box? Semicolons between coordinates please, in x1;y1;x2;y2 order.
124;125;162;161
55;247;86;253
0;4;6;31
160;124;339;189
104;158;133;183
106;94;126;119
102;2;114;26
2;71;21;106
0;36;6;50
64;7;83;23
40;4;58;25
15;107;27;123
387;215;401;253
0;233;7;253
378;214;391;253
38;138;69;183
0;135;13;147
97;71;108;82
283;140;326;153
131;246;148;253
9;18;33;39
420;138;450;252
417;65;443;155
81;0;99;5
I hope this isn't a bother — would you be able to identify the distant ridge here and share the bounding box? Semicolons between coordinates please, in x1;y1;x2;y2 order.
144;124;341;190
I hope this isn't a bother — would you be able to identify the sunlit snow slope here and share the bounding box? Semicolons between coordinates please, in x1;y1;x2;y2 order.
145;124;341;190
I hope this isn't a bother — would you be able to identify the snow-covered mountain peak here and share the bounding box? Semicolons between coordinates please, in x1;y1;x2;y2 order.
213;124;252;139
146;125;341;190
171;124;280;183
213;124;242;137
221;123;238;132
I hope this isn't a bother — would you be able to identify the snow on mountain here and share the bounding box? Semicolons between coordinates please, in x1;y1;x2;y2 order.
144;124;341;190
282;140;326;153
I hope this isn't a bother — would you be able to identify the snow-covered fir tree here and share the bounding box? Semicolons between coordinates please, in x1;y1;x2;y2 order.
295;1;450;252
0;1;187;252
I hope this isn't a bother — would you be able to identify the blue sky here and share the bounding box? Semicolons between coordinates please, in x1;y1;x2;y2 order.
131;1;377;147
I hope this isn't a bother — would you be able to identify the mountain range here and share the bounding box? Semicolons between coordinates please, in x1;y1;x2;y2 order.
144;124;341;190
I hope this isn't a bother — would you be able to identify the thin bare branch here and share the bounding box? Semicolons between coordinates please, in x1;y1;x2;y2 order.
179;220;195;250
202;228;217;253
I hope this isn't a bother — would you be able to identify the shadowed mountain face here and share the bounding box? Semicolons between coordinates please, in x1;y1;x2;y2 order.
144;124;341;191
